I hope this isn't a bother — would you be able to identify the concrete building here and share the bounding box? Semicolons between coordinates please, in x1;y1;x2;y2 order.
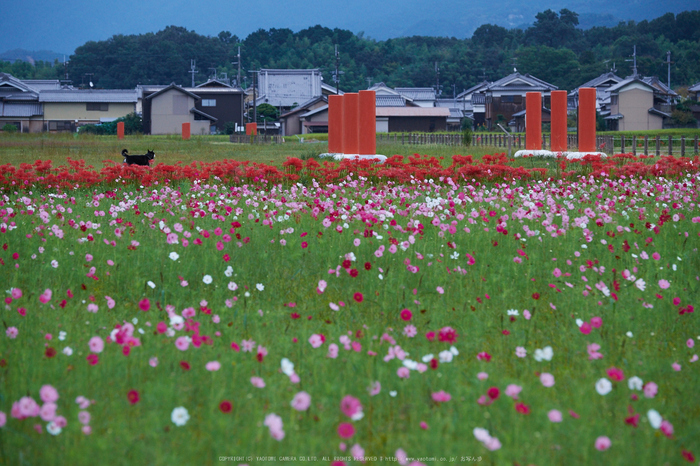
605;77;673;131
40;89;137;132
144;84;215;135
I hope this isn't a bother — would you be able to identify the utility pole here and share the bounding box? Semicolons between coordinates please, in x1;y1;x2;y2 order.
435;61;440;98
232;47;241;87
334;45;341;94
249;69;259;123
365;77;373;89
189;59;198;87
626;46;638;77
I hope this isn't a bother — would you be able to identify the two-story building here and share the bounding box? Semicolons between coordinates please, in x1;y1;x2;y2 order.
604;77;677;131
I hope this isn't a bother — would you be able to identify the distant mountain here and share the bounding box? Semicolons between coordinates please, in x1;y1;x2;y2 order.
0;49;67;64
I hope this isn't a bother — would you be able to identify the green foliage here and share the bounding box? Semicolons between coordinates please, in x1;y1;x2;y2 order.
78;113;142;136
670;109;698;127
60;11;700;94
461;125;473;146
1;123;18;132
256;103;279;122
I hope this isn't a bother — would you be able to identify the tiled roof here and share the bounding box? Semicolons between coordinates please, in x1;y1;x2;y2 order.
22;79;64;91
376;95;406;107
376;107;449;117
569;72;623;96
486;72;557;92
689;82;700;92
456;81;491;99
40;89;138;103
190;107;217;121
395;87;436;101
144;83;199;101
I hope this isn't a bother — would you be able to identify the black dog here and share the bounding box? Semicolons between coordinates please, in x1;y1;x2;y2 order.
122;149;155;166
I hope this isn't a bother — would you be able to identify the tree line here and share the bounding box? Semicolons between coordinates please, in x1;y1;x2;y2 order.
2;10;700;95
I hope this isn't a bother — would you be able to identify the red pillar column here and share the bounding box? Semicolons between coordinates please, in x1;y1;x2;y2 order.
117;121;125;140
525;92;542;150
550;90;568;152
578;87;596;152
328;94;343;154
358;90;376;155
343;93;359;155
182;122;191;140
245;123;257;135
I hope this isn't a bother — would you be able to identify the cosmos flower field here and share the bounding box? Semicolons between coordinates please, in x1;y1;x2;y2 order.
1;153;699;465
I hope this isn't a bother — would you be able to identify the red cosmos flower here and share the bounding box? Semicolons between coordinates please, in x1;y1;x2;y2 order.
349;269;359;277
364;262;372;270
156;322;167;334
86;354;99;365
425;331;436;341
45;347;57;358
515;402;531;414
502;330;510;336
487;387;500;400
219;400;233;413
138;298;150;312
429;358;439;369
625;414;640;427
180;361;191;371
477;352;492;362
353;292;363;303
682;450;695;462
290;312;301;319
301;241;308;249
127;390;139;405
532;292;540;300
223;254;230;262
438;327;457;343
342;260;352;269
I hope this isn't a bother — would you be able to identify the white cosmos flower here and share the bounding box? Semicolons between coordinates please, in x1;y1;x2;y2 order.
634;279;646;291
46;421;62;435
256;283;264;291
228;281;238;291
626;331;634;338
438;350;453;363
422;354;434;363
224;266;233;277
202;275;213;285
280;358;295;376
595;378;613;395
58;331;67;341
169;252;179;261
575;318;584;327
51;260;59;268
147;281;156;289
449;346;459;356
534;346;553;362
628;376;643;391
402;359;418;370
171;407;190;426
647;409;662;429
507;309;519;316
62;347;73;356
169;315;184;326
350;410;364;421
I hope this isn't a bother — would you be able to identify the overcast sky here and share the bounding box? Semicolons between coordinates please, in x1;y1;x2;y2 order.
1;0;695;55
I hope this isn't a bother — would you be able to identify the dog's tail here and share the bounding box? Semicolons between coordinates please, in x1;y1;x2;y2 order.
121;149;129;156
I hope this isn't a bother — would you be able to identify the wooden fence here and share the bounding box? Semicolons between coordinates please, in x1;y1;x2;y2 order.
229;134;284;144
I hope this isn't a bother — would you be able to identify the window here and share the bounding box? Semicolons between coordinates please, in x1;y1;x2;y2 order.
86;103;109;111
501;95;515;103
202;99;216;107
48;121;73;131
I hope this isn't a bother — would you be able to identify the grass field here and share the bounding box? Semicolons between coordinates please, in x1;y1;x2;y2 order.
0;133;699;466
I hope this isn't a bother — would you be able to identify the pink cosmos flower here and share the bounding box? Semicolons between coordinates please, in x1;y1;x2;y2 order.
672;362;681;371
350;444;365;461
367;381;381;396
580;321;592;335
523;310;531;320
587;343;604;360
438;326;457;343
606;367;624;381
138;298;150;312
39;403;57;422
250;377;265;388
6;327;18;339
595;436;611;451
18;397;40;417
175;336;190;351
548;409;563;422
515;346;527;358
291;391;311;411
308;334;324;348
337;423;355;439
540;373;555;387
327;343;339;358
40;385;59;403
205;361;221;371
11;288;22;299
643;382;658;398
397;367;410;379
420;421;428;429
39;289;52;304
340;395;362;419
88;336;104;353
658;279;670;289
590;316;603;328
432;390;451;402
660;420;674;438
505;384;522;399
400;309;412;321
241;339;256;352
403;325;417;337
149;357;158;367
477;372;489;381
0;412;5;427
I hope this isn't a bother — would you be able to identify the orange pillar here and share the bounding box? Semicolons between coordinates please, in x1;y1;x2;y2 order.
182;122;191;140
245;123;257;135
343;93;359;154
328;94;344;154
117;121;125;140
578;87;596;152
550;90;568;152
525;92;542;150
358;90;376;155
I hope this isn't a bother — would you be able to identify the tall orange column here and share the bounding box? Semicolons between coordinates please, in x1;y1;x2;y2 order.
343;93;359;154
578;87;596;152
550;90;568;152
328;94;344;154
182;122;191;140
358;90;376;155
525;92;542;150
117;121;125;140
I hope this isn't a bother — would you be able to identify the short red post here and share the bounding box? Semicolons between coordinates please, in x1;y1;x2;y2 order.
358;90;376;155
182;122;191;140
328;94;344;154
343;93;359;154
550;90;568;152
525;92;542;150
245;123;257;135
117;121;125;140
578;87;596;152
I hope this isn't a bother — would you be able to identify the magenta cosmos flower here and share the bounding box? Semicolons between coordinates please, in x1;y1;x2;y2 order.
340;395;362;419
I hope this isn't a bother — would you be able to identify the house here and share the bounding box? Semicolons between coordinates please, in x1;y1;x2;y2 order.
688;82;700;123
568;72;624;118
278;96;328;136
40;89;138;132
473;72;557;130
0;72;44;132
376;107;449;132
452;81;490;128
604;77;676;131
394;87;436;107
253;69;325;110
142;83;215;135
139;82;244;135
